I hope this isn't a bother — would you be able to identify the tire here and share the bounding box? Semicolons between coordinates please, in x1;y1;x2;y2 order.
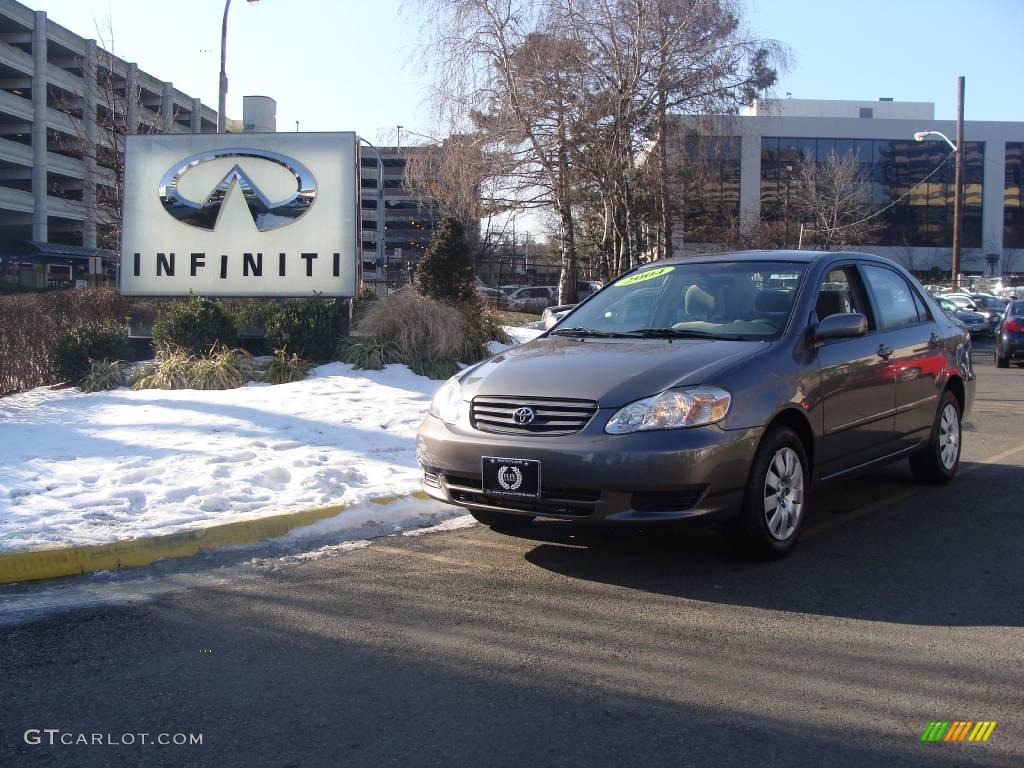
995;348;1009;368
909;390;962;485
726;426;809;560
469;509;534;531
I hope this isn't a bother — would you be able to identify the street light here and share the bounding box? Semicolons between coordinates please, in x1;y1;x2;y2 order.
913;131;958;152
359;137;386;289
218;0;260;133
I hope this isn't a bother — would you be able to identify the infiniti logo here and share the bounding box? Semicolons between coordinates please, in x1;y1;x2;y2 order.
158;148;316;232
513;407;536;425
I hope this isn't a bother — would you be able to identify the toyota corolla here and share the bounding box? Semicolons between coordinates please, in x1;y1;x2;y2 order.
416;251;975;558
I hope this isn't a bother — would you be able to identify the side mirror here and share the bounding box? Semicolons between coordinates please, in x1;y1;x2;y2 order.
814;312;868;342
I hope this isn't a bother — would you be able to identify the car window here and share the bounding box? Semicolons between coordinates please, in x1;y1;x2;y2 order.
814;268;864;322
558;260;808;339
861;265;922;329
1009;300;1024;316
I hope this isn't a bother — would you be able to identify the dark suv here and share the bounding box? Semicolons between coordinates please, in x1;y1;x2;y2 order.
417;251;975;559
995;299;1024;368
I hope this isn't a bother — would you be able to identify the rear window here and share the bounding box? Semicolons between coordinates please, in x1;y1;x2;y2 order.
1010;300;1024;316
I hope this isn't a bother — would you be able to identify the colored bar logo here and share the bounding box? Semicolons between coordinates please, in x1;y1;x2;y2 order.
921;721;997;742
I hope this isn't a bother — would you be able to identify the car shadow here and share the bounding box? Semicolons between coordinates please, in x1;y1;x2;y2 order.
509;460;1023;628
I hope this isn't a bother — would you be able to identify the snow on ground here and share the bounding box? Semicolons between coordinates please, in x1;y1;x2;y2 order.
486;324;543;355
0;325;543;553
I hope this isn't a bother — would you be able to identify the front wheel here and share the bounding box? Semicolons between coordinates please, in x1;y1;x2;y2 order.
909;390;961;485
725;426;809;560
469;509;534;531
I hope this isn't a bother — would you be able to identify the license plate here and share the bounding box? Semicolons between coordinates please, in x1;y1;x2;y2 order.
481;457;541;499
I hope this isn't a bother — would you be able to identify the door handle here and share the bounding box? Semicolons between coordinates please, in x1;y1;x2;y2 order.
877;344;894;360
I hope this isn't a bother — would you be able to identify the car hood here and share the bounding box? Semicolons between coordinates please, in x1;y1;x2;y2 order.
459;336;769;408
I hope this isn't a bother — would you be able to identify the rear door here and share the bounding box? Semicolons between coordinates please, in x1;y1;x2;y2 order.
814;265;898;476
858;264;945;450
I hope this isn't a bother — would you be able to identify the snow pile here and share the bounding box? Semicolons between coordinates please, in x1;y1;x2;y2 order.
0;325;544;553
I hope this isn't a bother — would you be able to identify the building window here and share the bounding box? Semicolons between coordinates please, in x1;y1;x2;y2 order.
859;107;873;118
677;135;741;243
760;136;984;248
1005;142;1024;250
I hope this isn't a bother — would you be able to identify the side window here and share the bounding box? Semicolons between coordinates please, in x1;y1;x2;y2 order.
815;267;862;321
861;266;922;329
910;287;932;321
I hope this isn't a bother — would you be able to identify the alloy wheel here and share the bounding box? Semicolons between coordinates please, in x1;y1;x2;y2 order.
938;403;960;470
763;447;804;541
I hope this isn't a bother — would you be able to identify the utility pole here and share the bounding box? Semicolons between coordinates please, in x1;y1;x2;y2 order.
951;75;965;290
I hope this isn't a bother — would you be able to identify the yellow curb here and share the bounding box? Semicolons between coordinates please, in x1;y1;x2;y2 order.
0;491;431;586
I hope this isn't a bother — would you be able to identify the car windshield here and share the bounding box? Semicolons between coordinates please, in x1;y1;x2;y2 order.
555;260;808;340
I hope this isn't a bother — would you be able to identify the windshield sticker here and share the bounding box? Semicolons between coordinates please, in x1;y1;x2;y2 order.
615;266;674;286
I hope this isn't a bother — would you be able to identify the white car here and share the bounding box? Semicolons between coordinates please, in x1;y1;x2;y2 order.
506;285;557;313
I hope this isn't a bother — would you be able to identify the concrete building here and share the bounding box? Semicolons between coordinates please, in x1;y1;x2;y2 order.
669;97;1024;277
358;145;444;286
0;0;277;288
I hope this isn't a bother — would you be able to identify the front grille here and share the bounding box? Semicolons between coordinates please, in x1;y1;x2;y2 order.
470;396;598;436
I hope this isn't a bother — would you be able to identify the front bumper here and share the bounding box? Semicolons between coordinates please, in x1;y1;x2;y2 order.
416;414;762;523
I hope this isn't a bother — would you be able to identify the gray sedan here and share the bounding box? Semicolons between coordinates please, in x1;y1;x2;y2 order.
417;251;975;559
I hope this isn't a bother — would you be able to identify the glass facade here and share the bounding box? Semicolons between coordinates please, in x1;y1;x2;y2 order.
760;137;984;247
678;135;741;242
1005;142;1024;249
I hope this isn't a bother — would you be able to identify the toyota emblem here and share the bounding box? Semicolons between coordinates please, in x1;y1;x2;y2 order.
513;407;535;425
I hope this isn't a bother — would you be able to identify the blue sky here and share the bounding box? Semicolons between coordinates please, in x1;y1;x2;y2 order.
34;0;1022;142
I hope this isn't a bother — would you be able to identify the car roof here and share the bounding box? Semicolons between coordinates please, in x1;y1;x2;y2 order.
649;249;897;268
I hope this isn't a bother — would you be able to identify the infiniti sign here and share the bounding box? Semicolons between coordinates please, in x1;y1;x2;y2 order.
121;132;358;298
159;149;316;232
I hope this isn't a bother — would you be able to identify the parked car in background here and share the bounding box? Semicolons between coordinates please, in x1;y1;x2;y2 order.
995;299;1024;368
419;250;974;560
542;304;576;329
506;285;557;313
936;297;989;338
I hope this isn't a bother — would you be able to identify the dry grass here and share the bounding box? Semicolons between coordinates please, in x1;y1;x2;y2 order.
356;290;473;361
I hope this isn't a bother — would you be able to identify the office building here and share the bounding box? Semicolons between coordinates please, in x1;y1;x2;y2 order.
669;98;1024;276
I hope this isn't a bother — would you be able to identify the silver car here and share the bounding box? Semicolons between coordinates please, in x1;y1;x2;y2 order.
417;251;975;559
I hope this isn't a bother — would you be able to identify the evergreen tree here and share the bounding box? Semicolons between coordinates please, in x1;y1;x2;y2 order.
416;216;476;305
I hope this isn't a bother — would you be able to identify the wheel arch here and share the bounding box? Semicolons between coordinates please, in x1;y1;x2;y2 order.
764;407;815;477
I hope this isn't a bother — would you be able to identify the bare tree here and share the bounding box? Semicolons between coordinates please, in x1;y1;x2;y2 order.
792;151;881;250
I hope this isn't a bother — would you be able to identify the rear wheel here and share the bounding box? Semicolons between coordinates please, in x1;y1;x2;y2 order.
469;509;534;531
726;426;809;560
909;390;961;484
995;348;1009;368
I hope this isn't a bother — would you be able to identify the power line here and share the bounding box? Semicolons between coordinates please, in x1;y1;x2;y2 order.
809;150;956;237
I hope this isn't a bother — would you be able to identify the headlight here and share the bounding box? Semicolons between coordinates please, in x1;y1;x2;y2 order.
605;387;731;434
428;376;463;425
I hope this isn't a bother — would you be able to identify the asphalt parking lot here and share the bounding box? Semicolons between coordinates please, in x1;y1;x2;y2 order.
2;343;1022;768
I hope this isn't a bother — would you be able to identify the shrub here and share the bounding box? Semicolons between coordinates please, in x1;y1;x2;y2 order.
190;345;250;390
151;294;238;354
48;319;131;385
471;306;512;345
263;349;314;385
337;338;405;370
415;216;476;305
1;288;130;393
265;300;345;362
355;291;474;362
131;347;196;390
79;359;129;393
228;300;281;337
407;353;461;380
